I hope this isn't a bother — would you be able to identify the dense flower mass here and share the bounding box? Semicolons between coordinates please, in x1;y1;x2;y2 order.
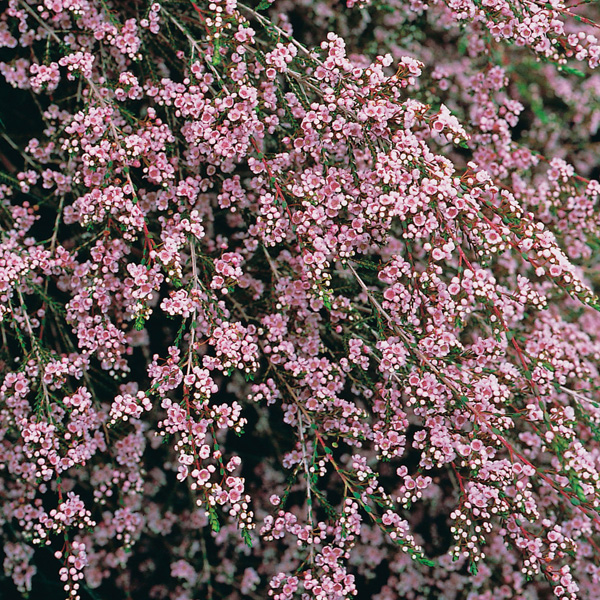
2;0;600;599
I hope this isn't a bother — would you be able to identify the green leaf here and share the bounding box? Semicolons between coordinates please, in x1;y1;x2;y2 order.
570;479;588;502
134;314;146;331
531;99;549;125
560;65;586;78
241;528;253;547
455;395;468;408
212;39;222;66
208;505;221;532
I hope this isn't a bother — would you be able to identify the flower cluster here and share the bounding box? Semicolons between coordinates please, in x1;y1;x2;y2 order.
2;1;600;599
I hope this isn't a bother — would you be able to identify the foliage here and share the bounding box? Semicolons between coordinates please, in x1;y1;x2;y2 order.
1;1;600;599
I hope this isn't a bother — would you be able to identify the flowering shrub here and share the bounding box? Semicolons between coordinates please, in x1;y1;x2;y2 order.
3;0;600;599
